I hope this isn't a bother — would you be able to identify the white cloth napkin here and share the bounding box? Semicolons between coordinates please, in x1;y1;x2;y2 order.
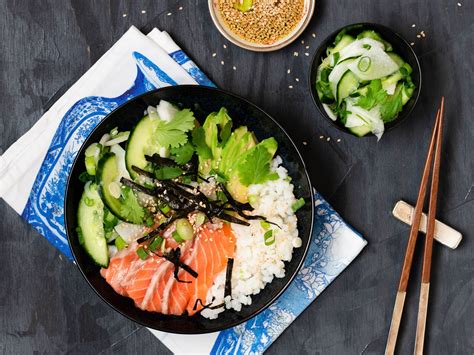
0;26;366;354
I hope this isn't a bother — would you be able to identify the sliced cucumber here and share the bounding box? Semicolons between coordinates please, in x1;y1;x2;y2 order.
125;115;160;179
77;183;109;267
175;218;194;241
348;124;372;137
330;34;356;54
328;58;357;97
337;71;359;103
357;30;392;51
387;52;405;67
402;86;414;105
97;153;146;223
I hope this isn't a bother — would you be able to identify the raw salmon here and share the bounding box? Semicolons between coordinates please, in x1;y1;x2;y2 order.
100;223;235;316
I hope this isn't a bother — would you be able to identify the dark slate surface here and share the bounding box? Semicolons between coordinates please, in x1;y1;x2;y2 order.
0;0;472;354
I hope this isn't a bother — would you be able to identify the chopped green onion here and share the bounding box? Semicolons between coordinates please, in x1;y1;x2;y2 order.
160;204;171;214
195;212;206;227
84;196;95;207
172;231;184;243
248;195;258;208
291;197;305;212
362;44;372;50
109;127;119;138
260;221;270;230
136;246;149;260
85;156;97;175
264;230;275;246
145;216;154;227
358;56;372;72
85;143;101;157
149;237;163;252
115;236;127;251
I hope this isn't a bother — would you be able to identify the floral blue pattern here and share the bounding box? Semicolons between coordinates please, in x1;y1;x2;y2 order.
169;50;215;87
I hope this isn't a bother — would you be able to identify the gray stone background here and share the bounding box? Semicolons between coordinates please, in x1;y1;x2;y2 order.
0;0;472;354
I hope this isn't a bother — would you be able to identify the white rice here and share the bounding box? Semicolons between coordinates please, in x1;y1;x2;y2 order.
201;157;302;319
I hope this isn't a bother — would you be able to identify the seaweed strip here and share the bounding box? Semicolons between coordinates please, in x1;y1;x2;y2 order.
224;258;234;298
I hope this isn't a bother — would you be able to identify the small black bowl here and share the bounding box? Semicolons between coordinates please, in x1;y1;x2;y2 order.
308;23;422;137
65;85;314;334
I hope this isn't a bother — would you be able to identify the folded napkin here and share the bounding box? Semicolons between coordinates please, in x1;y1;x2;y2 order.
0;26;366;354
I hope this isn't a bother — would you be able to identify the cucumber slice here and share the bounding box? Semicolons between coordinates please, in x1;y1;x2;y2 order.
387;52;405;67
329;35;356;55
402;86;414;105
357;30;392;51
328;58;357;97
97;153;146;223
348;124;372;137
125;115;160;179
337;71;359;103
77;183;109;267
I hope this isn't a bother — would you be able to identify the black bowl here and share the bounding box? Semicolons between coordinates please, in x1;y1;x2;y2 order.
308;23;422;137
65;85;314;334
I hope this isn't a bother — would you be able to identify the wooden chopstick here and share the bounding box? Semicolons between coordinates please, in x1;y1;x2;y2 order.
414;97;445;355
385;102;443;355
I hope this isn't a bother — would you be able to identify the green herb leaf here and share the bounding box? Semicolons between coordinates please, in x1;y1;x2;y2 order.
292;197;305;212
192;127;212;160
237;138;279;186
380;84;404;122
264;230;275;246
154;166;184;180
170;141;194;165
79;171;94;183
115;236;127;251
119;187;145;224
355;79;387;110
136;246;149;260
153;108;195;149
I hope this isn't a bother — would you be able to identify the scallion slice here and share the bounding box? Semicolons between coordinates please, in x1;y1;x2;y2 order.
115;236;127;251
357;56;372;72
136;246;149;260
264;230;275;246
291;197;305;212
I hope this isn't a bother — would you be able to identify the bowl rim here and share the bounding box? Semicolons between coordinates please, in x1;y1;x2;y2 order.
64;84;315;334
307;22;422;137
207;0;315;52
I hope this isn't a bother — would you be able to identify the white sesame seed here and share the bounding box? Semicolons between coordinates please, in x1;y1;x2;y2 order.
179;6;183;10
457;2;462;6
337;138;341;142
289;85;293;89
417;34;421;38
167;12;172;16
223;44;227;49
293;52;299;56
141;10;146;14
302;141;308;145
287;69;291;74
306;45;310;49
301;40;305;44
412;24;416;28
304;53;309;56
410;42;415;46
319;135;324;139
312;33;316;38
327;137;331;141
233;66;237;70
212;53;217;57
122;13;127;17
295;78;300;82
221;60;225;65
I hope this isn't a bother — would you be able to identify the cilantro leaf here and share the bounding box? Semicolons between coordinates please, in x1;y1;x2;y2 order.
170;141;194;165
237;138;279;186
380;85;404;122
154;166;184;180
192;127;212;160
356;80;387;110
119;187;145;224
153;109;195;149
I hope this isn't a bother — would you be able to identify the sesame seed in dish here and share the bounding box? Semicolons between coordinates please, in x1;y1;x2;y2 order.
217;0;305;45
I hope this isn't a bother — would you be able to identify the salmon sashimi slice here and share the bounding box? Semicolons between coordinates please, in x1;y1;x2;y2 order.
100;223;235;316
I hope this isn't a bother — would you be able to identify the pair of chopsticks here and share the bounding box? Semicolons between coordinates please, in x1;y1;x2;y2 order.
385;97;445;355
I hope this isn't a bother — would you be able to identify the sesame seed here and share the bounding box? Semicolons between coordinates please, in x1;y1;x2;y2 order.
417;34;421;38
302;141;308;145
179;6;183;10
122;13;127;17
294;52;299;56
412;24;416;28
141;10;146;14
327;137;331;141
457;2;462;6
301;40;305;44
312;33;316;38
289;85;293;89
212;53;217;57
167;12;172;16
223;44;227;49
319;135;324;139
410;42;415;46
295;78;299;82
337;138;341;142
305;45;310;49
304;53;309;56
287;69;291;74
233;66;237;70
221;60;225;65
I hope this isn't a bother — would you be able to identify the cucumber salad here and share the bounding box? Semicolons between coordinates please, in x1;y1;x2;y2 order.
315;29;416;139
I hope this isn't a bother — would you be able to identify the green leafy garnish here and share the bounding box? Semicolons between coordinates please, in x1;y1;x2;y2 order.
292;197;305;212
119;187;145;224
145;216;154;227
316;67;335;103
115;236;127;251
154;166;184;180
237;138;279;186
380;84;404;122
152;109;195;149
264;230;275;246
170;141;194;165
160;204;171;214
78;171;94;183
192;127;213;160
136;246;149;260
355;79;387;110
